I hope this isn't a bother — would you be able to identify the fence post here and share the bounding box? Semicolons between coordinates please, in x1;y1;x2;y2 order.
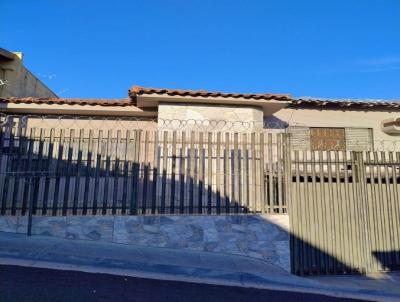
284;133;292;214
284;134;295;274
354;151;373;274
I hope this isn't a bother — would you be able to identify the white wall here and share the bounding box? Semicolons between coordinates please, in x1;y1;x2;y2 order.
266;107;400;142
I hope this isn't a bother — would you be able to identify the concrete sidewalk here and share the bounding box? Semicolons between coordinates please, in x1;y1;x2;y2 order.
0;232;399;302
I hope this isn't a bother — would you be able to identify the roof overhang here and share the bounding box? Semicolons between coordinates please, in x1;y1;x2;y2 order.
136;94;290;116
0;102;157;117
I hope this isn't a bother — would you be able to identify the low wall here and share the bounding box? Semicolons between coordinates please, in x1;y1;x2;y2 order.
0;214;290;272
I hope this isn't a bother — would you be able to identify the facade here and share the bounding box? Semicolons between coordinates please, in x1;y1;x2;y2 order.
267;99;400;151
0;86;399;150
0;48;57;98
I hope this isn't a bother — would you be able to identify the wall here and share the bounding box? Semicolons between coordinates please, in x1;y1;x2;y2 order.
0;214;290;272
0;57;57;98
3;116;157;134
266;107;400;143
24;117;157;133
158;103;264;131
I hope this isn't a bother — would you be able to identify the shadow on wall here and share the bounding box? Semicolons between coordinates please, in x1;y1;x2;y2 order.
0;128;399;276
263;116;289;130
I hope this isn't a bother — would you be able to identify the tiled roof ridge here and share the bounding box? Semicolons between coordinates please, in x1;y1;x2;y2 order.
297;96;400;102
129;86;291;101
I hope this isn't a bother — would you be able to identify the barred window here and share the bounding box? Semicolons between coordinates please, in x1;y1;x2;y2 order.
288;126;373;151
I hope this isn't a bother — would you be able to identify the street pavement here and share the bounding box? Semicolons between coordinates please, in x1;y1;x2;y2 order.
0;232;399;302
0;265;370;302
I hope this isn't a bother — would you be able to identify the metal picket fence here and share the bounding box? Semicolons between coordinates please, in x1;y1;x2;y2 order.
0;127;289;217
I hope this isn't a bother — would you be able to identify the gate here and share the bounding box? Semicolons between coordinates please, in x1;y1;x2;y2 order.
289;150;400;275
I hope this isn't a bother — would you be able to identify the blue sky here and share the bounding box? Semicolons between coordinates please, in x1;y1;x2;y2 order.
1;1;399;99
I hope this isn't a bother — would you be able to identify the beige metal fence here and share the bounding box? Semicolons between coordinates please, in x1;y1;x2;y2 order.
0;128;288;216
1;121;400;276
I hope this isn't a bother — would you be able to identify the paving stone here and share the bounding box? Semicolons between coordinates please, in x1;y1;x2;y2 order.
0;216;18;233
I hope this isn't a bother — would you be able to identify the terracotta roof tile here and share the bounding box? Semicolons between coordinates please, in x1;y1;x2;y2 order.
129;86;291;101
2;91;399;111
0;97;134;107
291;98;400;109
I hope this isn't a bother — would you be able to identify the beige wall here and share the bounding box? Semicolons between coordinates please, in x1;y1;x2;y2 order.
0;57;57;98
266;107;400;142
158;103;264;131
5;117;157;137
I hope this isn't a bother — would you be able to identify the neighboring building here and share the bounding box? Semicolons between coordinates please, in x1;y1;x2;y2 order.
0;86;399;151
0;48;57;98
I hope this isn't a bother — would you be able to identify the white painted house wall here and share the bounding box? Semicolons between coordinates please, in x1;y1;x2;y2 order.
267;107;400;142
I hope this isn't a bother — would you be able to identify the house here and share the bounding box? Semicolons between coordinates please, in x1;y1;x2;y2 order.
0;48;57;98
1;86;399;276
0;86;399;151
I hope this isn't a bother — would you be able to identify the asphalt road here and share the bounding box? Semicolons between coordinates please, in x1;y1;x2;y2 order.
0;265;369;302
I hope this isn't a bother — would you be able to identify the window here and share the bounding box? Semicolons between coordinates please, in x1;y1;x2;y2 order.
310;128;346;151
288;127;373;151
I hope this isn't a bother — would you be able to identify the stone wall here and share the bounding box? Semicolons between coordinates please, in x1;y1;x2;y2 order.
158;103;264;131
0;214;290;272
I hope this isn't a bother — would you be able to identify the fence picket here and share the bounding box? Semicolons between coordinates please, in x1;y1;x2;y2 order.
160;131;168;214
250;133;256;212
224;132;230;213
216;132;221;214
130;130;140;215
198;132;204;214
82;130;94;215
170;131;177;214
179;132;186;214
11;128;27;215
277;134;283;214
41;129;55;215
233;132;240;214
112;130;121;215
267;133;272;214
241;133;249;213
142;131;149;213
151;131;159;214
207;132;213;214
1;128;15;215
92;131;103;215
0;128;6;214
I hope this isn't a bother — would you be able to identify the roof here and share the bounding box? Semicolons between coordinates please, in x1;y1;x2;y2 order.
290;98;400;110
0;48;18;61
129;86;291;101
0;97;134;107
1;89;400;111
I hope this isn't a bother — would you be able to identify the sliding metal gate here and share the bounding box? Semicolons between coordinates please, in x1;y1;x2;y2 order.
289;150;400;275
